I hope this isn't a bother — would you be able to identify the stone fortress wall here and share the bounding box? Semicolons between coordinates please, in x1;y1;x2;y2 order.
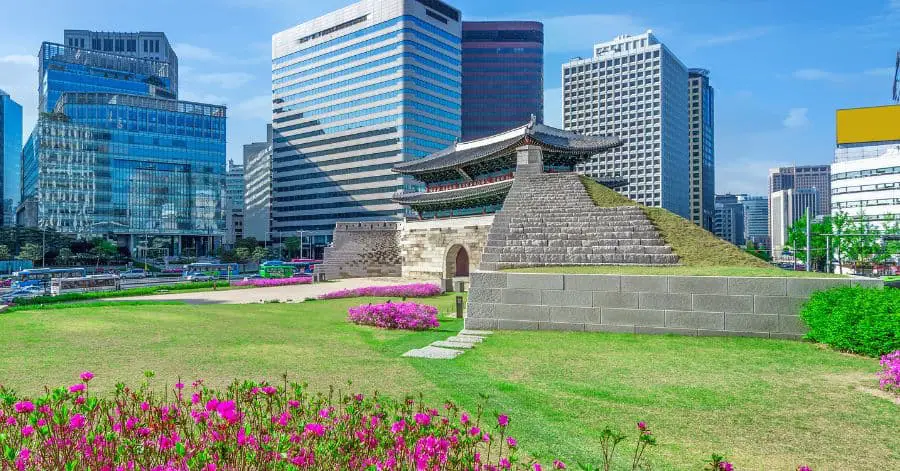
465;272;883;338
400;215;493;279
319;222;402;279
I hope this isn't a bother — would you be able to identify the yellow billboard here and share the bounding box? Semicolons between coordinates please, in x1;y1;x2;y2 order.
836;104;900;144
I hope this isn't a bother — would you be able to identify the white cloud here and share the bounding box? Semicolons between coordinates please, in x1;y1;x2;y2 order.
540;14;649;54
792;68;844;82
693;27;772;48
180;91;230;105
864;67;895;77
783;108;809;128
0;55;37;67
172;43;220;61
542;88;562;127
231;95;272;122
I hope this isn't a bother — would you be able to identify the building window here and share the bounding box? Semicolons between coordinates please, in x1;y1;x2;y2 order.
143;40;148;52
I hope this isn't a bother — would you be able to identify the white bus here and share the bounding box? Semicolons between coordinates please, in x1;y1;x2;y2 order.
50;275;121;296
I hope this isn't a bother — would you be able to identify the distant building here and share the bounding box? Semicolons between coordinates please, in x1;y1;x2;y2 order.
563;31;691;218
688;69;714;230
224;159;245;247
713;194;744;246
738;194;769;248
243;125;274;243
0;90;22;226
832;104;900;228
768;165;831;217
461;21;543;140
63;30;178;93
770;188;818;252
271;0;463;254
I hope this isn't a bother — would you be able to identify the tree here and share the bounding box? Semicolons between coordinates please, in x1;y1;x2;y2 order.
90;238;118;263
0;245;9;261
284;236;301;258
234;247;250;262
744;240;771;262
235;237;259;252
57;247;73;266
17;243;43;263
252;246;269;263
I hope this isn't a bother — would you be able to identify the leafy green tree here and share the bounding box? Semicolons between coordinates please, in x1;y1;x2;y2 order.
90;238;118;262
17;243;44;264
57;247;73;266
744;240;771;262
234;247;250;262
284;236;301;258
235;237;259;252
252;246;269;263
0;245;10;261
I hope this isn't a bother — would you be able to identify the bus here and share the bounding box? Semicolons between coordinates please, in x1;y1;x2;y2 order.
288;259;322;275
259;261;294;279
51;275;121;296
182;263;239;279
12;268;87;288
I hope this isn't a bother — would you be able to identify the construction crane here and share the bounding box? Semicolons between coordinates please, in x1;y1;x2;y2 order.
894;50;899;103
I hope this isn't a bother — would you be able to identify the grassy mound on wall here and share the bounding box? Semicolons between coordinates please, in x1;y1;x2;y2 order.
579;176;771;268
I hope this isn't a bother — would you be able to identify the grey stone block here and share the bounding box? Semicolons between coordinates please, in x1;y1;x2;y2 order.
635;326;698;336
601;308;666;327
494;303;550;322
468;288;501;303
464;318;497;330
542;289;593;307
620;275;667;293
786;278;850;297
698;329;770;338
754;296;806;315
667;276;727;294
593;291;640;308
471;271;508;289
692;294;753;313
564;274;620;292
498;319;540;331
770;332;804;341
638;292;691;310
851;278;884;289
431;340;475;349
666;310;725;330
507;273;564;290
466;302;495;319
725;313;778;333
777;315;808;335
550;306;601;323
500;288;542;305
402;346;464;359
585;324;636;334
539;322;585;331
727;277;787;296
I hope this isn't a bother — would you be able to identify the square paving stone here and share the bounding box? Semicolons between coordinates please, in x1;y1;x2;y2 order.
431;341;475;349
402;347;465;359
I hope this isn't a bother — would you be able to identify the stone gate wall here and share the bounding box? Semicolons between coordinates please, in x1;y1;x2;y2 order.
319;222;402;279
400;215;493;279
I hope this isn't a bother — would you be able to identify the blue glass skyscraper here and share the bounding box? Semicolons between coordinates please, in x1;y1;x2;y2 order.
0;90;23;226
20;37;226;256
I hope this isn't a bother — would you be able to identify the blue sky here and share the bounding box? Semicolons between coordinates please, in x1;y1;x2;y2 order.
0;0;896;195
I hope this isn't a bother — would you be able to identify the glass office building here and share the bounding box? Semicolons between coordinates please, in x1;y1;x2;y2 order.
20;36;226;256
0;90;23;226
461;21;543;141
688;69;715;231
271;0;462;253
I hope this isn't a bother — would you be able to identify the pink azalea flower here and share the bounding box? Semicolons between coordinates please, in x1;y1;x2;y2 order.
305;422;325;437
507;436;518;448
460;412;470;425
14;401;34;414
21;425;34;437
80;371;94;382
553;460;567;469
533;464;543;471
69;383;86;393
69;413;86;430
497;414;509;427
414;413;431;427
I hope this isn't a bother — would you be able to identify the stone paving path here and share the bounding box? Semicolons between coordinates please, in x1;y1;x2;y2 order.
402;330;493;359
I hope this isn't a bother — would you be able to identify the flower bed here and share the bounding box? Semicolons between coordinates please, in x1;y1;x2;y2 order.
232;276;312;288
348;301;439;331
880;350;900;394
319;282;441;299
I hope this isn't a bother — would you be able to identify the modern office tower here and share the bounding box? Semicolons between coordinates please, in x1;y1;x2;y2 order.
738;194;770;248
243;125;274;243
20;38;226;256
38;42;177;113
224;159;245;247
768;165;831;217
0;90;22;226
460;21;543;140
833;104;900;228
770;188;818;252
63;30;178;93
713;194;745;246
562;31;691;218
271;0;462;253
688;68;715;230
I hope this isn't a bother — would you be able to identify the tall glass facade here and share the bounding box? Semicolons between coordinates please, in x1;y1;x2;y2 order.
688;69;714;231
461;21;543;140
0;90;23;226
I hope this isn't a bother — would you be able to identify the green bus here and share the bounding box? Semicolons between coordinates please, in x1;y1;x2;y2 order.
259;261;294;279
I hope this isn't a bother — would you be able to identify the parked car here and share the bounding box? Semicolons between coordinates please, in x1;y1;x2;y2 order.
2;285;46;303
120;269;148;279
185;272;214;282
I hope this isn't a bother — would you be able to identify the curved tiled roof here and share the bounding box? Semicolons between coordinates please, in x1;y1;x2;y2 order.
393;120;622;175
392;179;513;206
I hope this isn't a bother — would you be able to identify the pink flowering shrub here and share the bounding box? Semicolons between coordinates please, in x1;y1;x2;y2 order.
879;350;900;394
348;301;440;331
232;276;312;288
319;283;441;299
0;372;554;470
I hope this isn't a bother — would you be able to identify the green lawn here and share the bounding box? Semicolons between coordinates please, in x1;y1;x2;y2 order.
2;294;896;470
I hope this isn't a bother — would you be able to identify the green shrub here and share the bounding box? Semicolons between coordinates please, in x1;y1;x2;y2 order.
800;286;900;357
13;281;223;306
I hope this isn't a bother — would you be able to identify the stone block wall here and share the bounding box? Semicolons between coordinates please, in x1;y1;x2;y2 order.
400;215;493;279
319;222;402;279
466;272;883;339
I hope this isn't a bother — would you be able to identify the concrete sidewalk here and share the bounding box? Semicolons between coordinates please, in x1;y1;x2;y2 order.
117;277;428;304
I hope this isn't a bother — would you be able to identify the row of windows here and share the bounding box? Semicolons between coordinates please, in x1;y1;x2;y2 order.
277;198;395;213
276;150;399;174
462;56;543;64
274;62;400;97
832;166;900;181
276;76;459;116
462;47;542;56
275;103;402;136
276;139;400;165
274;162;397;183
834;199;900;210
403;136;446;150
405;124;457;142
280;90;402;119
833;182;900;195
276;127;397;153
274;169;398;193
275;185;399;203
277;78;401;112
274;114;400;143
275;210;400;225
275;30;402;76
273;15;459;66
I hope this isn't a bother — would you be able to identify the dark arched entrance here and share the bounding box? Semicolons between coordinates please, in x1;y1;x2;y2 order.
454;246;470;277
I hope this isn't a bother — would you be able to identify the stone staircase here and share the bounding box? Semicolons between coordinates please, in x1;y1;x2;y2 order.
479;173;679;270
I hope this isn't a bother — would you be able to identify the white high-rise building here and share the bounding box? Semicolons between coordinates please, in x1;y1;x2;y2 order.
832;146;900;228
271;0;462;254
562;31;690;218
244;125;274;243
770;188;818;253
